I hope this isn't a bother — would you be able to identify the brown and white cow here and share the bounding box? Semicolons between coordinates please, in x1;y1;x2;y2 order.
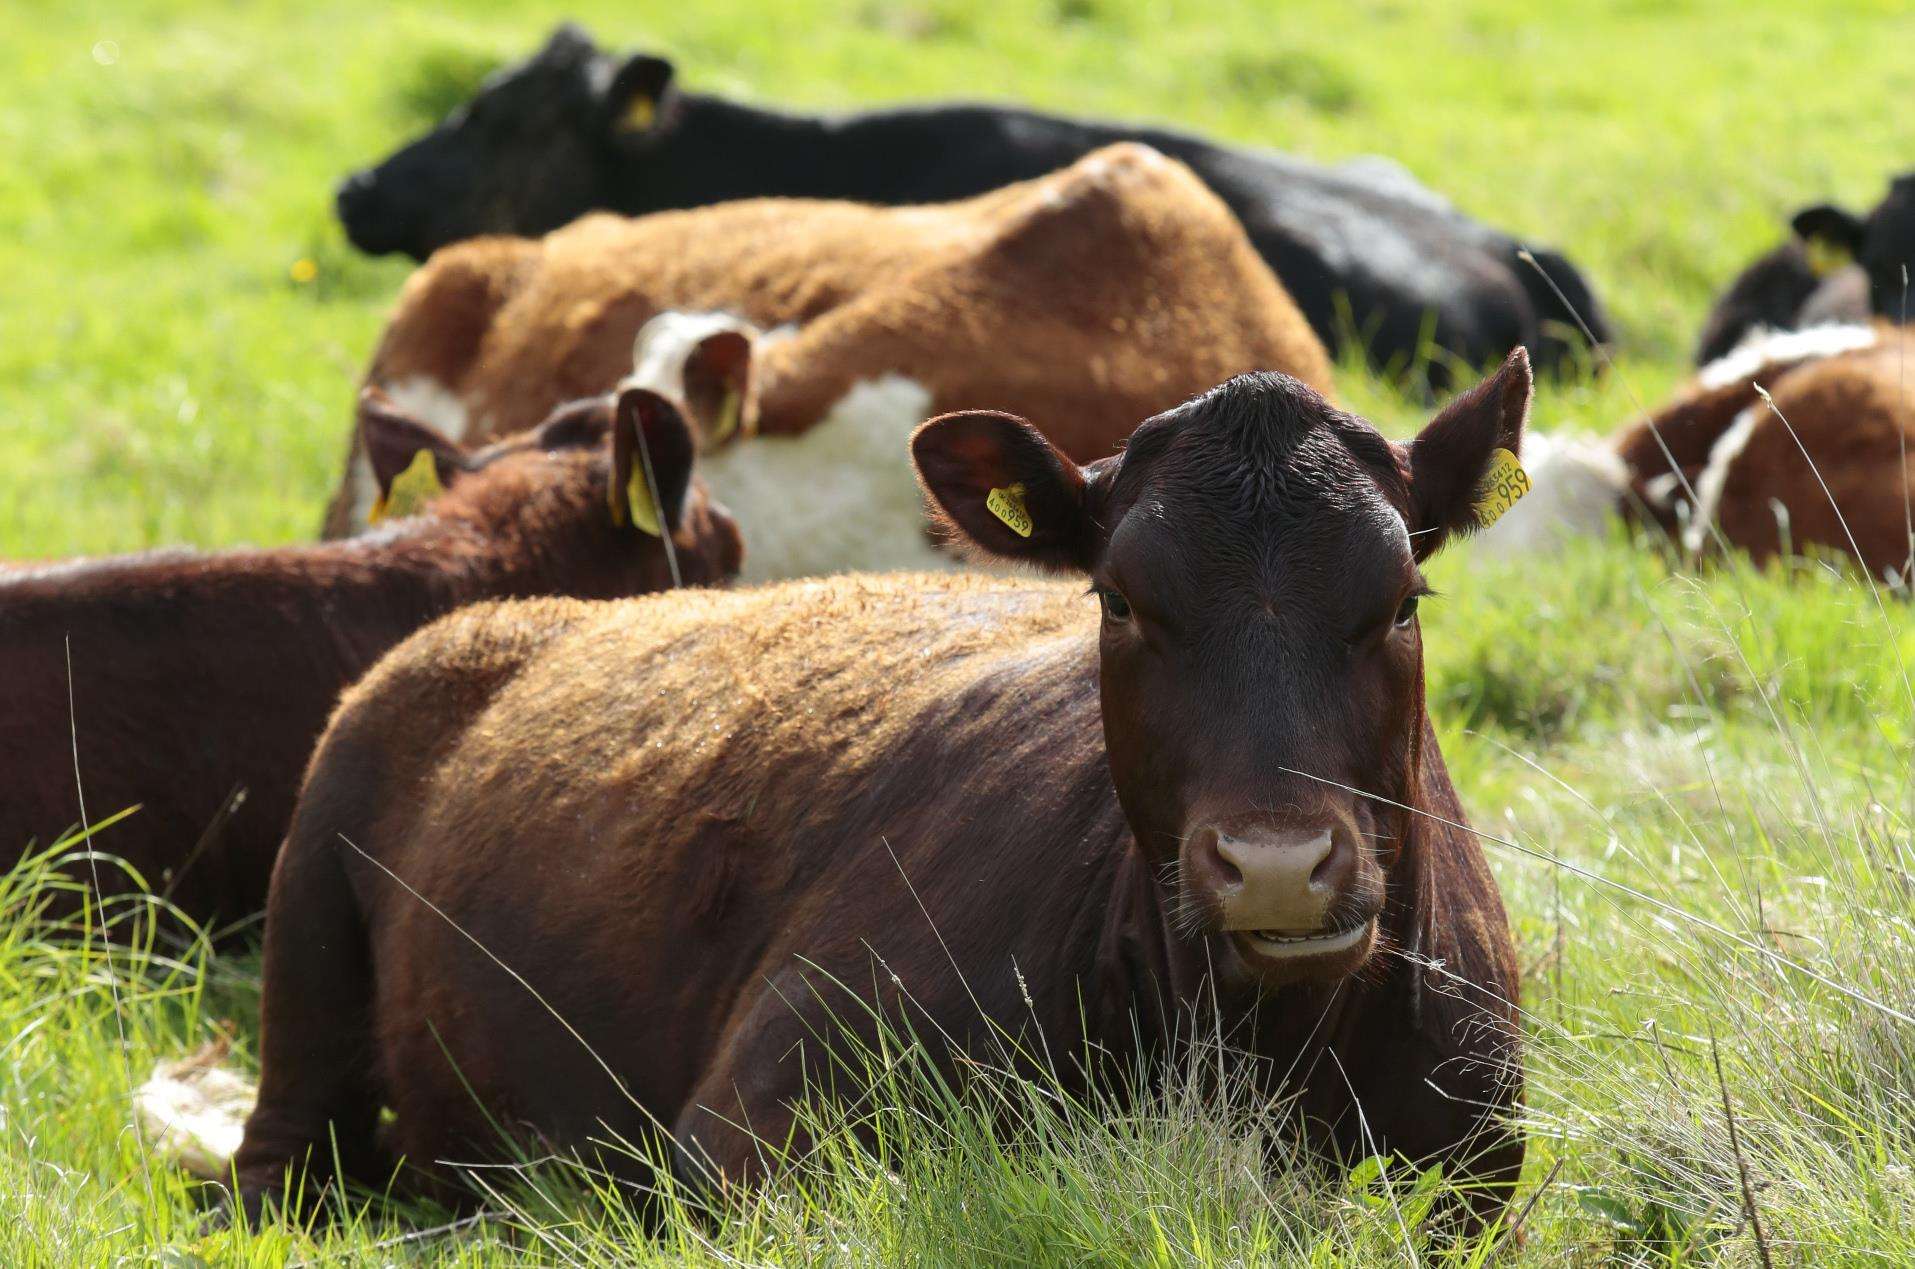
1478;324;1915;584
234;355;1530;1229
0;387;738;933
324;143;1334;578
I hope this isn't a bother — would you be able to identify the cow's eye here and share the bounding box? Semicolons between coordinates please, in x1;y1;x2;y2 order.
1393;594;1420;628
1098;587;1133;623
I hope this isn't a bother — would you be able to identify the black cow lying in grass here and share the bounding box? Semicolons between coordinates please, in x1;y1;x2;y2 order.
335;23;1609;388
1695;173;1915;366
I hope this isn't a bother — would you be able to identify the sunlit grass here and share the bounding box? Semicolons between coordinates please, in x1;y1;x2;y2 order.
5;0;1915;1262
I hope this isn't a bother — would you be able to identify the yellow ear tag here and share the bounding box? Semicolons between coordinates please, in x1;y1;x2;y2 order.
986;483;1033;538
1473;448;1531;528
1805;236;1852;278
624;466;663;537
619;95;656;132
369;448;445;524
709;388;742;444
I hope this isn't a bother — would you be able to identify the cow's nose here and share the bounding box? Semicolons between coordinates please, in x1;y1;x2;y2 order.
1186;824;1352;931
335;170;376;219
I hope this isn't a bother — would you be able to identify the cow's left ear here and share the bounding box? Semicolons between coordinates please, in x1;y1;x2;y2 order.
605;53;676;137
1404;347;1532;560
1792;203;1867;256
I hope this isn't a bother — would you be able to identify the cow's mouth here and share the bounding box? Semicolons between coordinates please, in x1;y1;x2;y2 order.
1232;916;1376;964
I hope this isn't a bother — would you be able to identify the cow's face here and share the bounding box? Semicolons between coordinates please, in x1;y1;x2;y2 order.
357;384;742;594
336;25;676;260
914;354;1530;988
1794;175;1915;321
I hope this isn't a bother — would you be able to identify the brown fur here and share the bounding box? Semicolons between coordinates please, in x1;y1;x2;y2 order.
1617;326;1915;577
324;143;1332;536
239;363;1524;1231
0;395;738;934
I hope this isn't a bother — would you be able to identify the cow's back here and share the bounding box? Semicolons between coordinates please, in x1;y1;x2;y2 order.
307;576;1122;1166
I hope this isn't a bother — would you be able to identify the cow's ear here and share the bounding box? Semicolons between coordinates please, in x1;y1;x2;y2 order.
610;385;696;534
605;53;676;136
683;327;754;444
1792;203;1867;260
359;388;469;518
1404;347;1532;560
913;411;1094;571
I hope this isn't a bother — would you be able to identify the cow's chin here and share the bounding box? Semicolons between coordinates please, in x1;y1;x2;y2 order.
1225;916;1378;988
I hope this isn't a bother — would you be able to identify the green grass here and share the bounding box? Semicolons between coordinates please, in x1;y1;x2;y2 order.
5;0;1915;1263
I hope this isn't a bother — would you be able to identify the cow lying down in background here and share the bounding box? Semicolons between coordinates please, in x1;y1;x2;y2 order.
0;386;738;938
326;142;1335;578
334;23;1610;386
1478;324;1915;585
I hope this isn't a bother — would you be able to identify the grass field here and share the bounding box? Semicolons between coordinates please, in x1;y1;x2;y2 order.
5;0;1915;1263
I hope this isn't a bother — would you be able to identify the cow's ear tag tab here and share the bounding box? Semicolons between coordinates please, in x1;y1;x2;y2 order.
619;96;657;132
624;467;663;537
1472;448;1530;528
370;449;445;524
986;483;1033;538
1805;236;1853;278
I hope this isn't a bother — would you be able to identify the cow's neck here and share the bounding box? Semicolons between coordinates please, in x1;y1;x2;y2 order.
629;96;853;208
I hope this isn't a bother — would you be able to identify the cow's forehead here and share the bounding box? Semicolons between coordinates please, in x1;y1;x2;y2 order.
1103;374;1411;601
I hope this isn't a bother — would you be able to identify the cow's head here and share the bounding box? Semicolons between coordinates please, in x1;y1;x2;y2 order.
336;24;677;260
913;353;1531;988
1793;174;1915;321
357;384;742;592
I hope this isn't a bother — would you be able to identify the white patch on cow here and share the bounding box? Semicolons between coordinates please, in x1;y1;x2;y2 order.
1697;323;1880;391
699;375;950;582
1682;404;1765;555
341;375;471;533
135;1048;258;1180
1474;429;1630;559
630;310;762;402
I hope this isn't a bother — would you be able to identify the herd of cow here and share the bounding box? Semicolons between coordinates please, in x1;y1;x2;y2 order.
7;22;1915;1237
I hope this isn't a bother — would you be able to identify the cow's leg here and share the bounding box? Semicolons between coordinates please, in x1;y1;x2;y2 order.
230;829;386;1223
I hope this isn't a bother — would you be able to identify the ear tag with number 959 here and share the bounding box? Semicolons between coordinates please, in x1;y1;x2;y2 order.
1472;449;1530;528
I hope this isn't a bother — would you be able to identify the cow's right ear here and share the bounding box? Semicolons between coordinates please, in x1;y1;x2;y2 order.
610;384;697;534
358;388;469;514
682;326;754;443
605;53;676;137
1792;203;1867;268
912;412;1094;572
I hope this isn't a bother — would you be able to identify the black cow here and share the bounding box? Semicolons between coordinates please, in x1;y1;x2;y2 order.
1696;175;1915;367
335;24;1610;389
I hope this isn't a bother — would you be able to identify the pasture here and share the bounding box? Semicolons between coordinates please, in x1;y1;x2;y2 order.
3;0;1914;1262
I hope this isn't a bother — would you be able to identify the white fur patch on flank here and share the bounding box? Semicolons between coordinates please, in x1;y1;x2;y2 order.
698;375;950;582
1474;429;1630;558
1682;404;1765;555
135;1047;258;1180
1697;323;1879;391
383;375;471;442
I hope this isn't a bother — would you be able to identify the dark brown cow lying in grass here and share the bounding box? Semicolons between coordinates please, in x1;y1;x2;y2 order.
0;387;739;935
233;354;1532;1230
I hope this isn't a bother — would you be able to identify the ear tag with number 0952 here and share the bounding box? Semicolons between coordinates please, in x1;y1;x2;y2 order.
986;483;1033;537
1472;448;1530;528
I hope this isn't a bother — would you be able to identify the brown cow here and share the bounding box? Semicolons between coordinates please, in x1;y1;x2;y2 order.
0;387;738;934
322;143;1335;574
234;355;1529;1230
1479;323;1915;583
